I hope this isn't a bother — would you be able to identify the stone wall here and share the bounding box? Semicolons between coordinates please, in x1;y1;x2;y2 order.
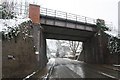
81;33;100;64
78;30;108;64
2;23;47;78
103;33;120;64
105;54;120;64
78;31;120;64
33;25;48;69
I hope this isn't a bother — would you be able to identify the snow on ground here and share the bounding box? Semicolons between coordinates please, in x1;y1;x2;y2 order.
113;64;120;67
47;58;55;66
64;55;74;58
0;18;30;32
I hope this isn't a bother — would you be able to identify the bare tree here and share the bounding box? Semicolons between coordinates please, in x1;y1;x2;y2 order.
55;40;69;58
1;0;29;19
68;41;82;57
2;1;15;19
55;40;61;57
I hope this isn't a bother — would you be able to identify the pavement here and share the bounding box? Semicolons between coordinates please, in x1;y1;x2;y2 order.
28;58;55;80
28;65;51;80
101;64;120;71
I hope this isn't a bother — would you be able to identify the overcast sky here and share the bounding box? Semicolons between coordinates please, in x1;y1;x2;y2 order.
34;0;119;30
2;0;119;29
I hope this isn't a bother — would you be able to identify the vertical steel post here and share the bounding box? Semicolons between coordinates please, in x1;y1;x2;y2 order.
54;10;56;25
85;17;87;23
65;12;67;27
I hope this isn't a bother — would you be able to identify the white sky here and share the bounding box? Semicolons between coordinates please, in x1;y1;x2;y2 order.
35;0;119;30
46;39;57;51
1;0;119;29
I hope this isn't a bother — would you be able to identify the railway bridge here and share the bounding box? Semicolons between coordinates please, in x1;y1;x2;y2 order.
29;4;108;65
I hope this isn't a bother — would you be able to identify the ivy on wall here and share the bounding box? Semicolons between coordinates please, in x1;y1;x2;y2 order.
96;19;120;54
2;20;33;42
107;36;120;54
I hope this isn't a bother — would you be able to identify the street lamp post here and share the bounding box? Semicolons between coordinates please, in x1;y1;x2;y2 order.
118;1;120;37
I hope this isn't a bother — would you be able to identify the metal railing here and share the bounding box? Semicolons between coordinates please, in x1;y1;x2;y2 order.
40;7;97;25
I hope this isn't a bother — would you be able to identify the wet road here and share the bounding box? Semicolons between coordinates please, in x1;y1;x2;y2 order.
47;58;120;79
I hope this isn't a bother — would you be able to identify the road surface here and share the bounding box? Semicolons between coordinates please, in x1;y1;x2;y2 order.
46;58;119;80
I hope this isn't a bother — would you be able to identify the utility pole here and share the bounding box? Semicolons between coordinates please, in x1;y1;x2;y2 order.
118;1;120;37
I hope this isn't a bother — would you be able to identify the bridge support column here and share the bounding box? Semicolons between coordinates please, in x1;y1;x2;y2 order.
80;31;108;64
33;25;48;70
82;35;99;64
39;26;48;69
29;4;48;70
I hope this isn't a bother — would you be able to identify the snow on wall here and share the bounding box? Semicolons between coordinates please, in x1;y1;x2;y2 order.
0;18;30;33
104;31;120;39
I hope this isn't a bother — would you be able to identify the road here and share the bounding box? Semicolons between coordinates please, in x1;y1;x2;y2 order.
46;58;119;80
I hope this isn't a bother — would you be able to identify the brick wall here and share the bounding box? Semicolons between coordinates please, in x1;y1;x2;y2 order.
29;4;40;24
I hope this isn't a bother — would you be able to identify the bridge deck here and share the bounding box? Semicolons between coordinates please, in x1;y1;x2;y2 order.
40;7;98;41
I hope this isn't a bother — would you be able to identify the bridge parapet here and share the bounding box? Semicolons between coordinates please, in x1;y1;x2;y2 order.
40;7;96;25
40;7;114;30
